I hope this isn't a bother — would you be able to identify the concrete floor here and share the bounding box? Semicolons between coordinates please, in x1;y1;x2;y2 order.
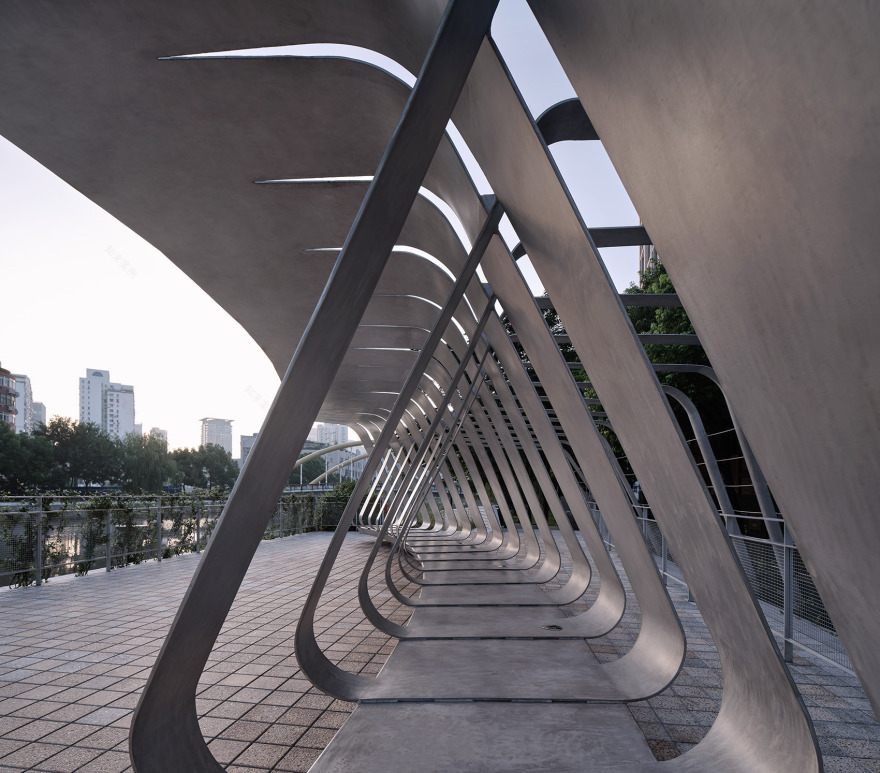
0;532;877;772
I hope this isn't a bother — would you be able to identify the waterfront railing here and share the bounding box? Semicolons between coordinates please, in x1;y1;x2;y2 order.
0;490;350;588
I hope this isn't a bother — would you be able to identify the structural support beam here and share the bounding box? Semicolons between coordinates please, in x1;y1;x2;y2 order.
130;2;500;768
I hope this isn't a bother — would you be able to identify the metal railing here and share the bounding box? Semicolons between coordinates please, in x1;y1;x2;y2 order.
589;502;852;674
0;491;352;588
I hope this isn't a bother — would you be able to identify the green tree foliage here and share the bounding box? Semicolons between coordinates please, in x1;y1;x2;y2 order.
118;433;176;493
289;453;326;486
44;418;121;488
1;417;249;494
330;478;357;500
41;417;75;483
318;478;358;531
170;447;204;488
71;421;121;488
170;444;239;489
201;444;239;489
0;422;66;493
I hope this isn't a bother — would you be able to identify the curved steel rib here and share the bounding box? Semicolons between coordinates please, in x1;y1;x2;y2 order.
299;297;497;693
130;2;502;766
446;33;819;769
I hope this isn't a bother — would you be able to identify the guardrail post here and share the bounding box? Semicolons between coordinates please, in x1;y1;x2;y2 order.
195;506;201;554
35;498;43;586
105;509;112;572
156;498;162;563
661;530;668;586
783;525;794;662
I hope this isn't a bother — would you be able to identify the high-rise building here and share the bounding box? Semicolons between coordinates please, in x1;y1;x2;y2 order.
79;369;136;439
149;427;168;444
240;433;258;465
638;225;660;284
200;418;233;454
316;422;348;446
0;363;18;429
11;373;32;434
79;369;104;426
32;402;47;428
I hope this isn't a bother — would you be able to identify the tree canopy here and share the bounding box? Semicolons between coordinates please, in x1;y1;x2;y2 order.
0;418;244;494
289;453;326;486
0;421;66;493
118;432;176;493
170;445;239;489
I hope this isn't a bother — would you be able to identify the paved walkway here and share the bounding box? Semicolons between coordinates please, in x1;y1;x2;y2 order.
0;532;877;772
553;536;880;771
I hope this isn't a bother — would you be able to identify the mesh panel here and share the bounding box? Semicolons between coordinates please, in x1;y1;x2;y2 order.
591;500;851;674
791;548;849;669
1;491;351;587
0;507;42;586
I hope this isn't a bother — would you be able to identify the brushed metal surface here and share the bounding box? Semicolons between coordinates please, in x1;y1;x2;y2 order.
4;0;863;767
532;1;878;724
450;34;820;771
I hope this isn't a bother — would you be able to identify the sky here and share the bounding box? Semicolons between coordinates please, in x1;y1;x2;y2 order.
0;0;640;454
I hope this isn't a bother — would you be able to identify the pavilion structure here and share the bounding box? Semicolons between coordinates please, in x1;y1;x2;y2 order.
1;2;877;771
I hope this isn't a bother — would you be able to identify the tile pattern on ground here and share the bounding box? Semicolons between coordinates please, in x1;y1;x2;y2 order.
0;533;411;772
554;533;880;769
1;528;878;772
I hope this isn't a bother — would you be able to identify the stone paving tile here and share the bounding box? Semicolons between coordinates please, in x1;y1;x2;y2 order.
560;534;880;764
232;741;290;768
76;749;130;773
2;529;878;771
0;533;407;772
274;747;321;772
38;745;104;773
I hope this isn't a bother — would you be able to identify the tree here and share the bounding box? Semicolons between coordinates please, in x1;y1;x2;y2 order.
200;444;239;489
71;422;121;488
0;422;64;492
331;478;357;500
22;430;66;491
289;453;327;486
319;478;359;531
118;432;175;493
43;417;120;488
42;417;76;483
170;447;204;488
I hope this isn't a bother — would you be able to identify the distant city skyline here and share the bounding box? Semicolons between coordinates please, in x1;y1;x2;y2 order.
2;353;344;456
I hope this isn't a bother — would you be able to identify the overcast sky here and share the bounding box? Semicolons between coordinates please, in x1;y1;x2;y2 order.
0;0;639;454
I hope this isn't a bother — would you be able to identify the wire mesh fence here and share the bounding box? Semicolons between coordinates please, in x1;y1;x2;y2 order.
0;490;351;589
588;501;851;674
